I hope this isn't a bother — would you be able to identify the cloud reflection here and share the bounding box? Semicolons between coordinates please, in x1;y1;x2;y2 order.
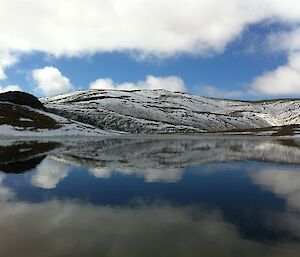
0;200;294;257
31;158;71;189
251;168;300;211
249;167;300;246
89;167;184;183
0;173;14;201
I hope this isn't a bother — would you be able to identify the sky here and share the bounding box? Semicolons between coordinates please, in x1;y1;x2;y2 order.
0;0;300;100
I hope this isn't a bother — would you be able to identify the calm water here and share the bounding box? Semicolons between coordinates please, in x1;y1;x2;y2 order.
0;137;300;257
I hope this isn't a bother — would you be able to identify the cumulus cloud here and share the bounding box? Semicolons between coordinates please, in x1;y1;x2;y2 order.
198;85;244;99
89;78;115;90
250;52;300;95
90;75;186;92
267;27;300;53
0;0;300;58
248;25;300;96
1;1;300;97
0;52;18;80
32;66;73;96
0;84;22;93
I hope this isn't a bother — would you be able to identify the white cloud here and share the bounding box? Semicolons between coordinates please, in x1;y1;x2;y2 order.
1;1;300;97
248;25;300;96
0;52;18;80
0;84;22;93
89;78;115;90
90;75;186;92
198;85;244;99
32;66;73;96
0;0;300;58
250;52;300;95
267;27;300;53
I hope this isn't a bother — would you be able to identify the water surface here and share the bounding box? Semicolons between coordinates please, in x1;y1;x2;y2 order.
0;137;300;257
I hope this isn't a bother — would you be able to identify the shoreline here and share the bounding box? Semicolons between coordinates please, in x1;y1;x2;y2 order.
1;133;299;141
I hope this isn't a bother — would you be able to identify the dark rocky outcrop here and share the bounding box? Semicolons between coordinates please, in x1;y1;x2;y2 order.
0;141;60;173
0;91;45;110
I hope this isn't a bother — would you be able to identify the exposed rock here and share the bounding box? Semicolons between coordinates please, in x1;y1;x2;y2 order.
0;91;45;110
0;141;59;173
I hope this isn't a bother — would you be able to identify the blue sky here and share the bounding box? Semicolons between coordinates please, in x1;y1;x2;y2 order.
0;0;299;99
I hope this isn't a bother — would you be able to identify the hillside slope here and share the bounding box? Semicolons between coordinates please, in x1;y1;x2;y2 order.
0;102;114;137
42;89;300;134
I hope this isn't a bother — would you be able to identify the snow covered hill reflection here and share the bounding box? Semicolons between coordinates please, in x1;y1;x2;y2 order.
47;138;300;184
1;137;299;189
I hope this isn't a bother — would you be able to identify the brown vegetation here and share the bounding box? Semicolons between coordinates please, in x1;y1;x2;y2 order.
0;103;61;130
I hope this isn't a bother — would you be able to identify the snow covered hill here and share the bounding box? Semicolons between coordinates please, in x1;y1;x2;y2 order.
42;89;300;134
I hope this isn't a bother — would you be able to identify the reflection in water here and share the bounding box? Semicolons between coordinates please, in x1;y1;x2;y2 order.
0;173;14;201
0;201;299;257
0;137;299;256
250;168;300;248
31;158;71;189
0;141;59;173
251;168;300;211
52;138;300;183
89;167;184;183
89;167;112;179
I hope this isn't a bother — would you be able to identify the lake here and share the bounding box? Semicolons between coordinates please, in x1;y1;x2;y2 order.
0;137;300;257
